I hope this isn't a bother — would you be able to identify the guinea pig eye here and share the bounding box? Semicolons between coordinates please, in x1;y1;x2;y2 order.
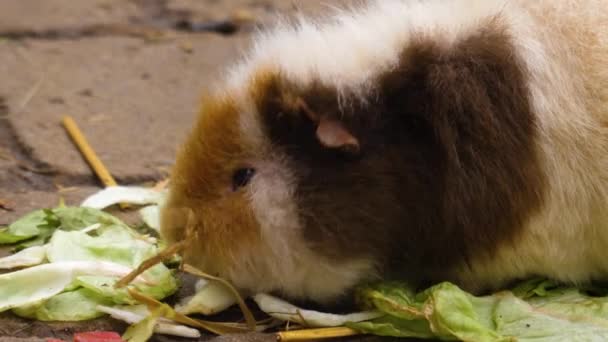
232;168;256;191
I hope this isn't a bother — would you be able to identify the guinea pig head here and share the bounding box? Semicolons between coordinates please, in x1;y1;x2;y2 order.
160;74;396;304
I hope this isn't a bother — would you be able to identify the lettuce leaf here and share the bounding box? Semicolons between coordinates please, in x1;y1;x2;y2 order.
0;210;50;244
1;206;177;322
0;261;141;312
12;288;111;321
349;281;608;341
176;279;237;316
139;205;160;232
96;305;201;338
0;207;127;248
46;225;178;302
122;305;166;342
74;274;177;306
253;293;383;328
0;245;47;269
46;225;155;267
81;186;165;210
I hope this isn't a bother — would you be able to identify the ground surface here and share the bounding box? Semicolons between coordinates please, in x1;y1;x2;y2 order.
0;0;408;341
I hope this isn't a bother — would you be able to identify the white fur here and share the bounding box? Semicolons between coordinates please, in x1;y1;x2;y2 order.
228;0;507;100
224;0;608;299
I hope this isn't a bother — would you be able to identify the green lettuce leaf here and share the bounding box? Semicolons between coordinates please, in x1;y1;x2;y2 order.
81;186;166;210
0;245;47;269
0;210;49;244
0;261;140;312
253;293;381;328
46;225;178;302
2;206;177;322
46;225;155;266
122;305;166;342
0;207;127;248
12;288;111;321
74;274;177;305
139;205;160;232
96;305;201;338
349;281;608;341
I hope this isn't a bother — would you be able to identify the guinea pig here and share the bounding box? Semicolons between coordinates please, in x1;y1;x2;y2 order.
160;0;608;304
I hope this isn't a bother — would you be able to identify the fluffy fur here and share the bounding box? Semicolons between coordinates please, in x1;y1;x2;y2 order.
161;0;608;303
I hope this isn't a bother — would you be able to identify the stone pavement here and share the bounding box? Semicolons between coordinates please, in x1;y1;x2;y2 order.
0;1;409;341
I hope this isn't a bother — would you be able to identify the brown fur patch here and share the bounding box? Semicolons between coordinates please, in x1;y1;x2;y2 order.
160;95;262;274
255;22;546;289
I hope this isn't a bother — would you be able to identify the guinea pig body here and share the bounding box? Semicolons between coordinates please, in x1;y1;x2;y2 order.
161;0;608;303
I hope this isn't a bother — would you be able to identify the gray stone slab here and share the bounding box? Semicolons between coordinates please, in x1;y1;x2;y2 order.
0;34;249;181
167;0;358;28
0;0;139;32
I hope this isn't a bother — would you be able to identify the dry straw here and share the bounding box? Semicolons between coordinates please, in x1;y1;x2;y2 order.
276;327;362;341
61;115;129;209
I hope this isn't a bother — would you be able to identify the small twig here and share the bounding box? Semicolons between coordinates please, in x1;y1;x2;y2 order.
295;309;310;328
127;288;252;335
61;115;129;209
116;210;197;288
276;327;362;341
183;264;257;332
115;241;187;288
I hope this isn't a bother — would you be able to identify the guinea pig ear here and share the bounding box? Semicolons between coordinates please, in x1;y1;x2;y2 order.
316;116;360;154
295;97;360;154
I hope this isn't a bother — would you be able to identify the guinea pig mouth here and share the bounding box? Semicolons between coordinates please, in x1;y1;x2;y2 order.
158;207;219;272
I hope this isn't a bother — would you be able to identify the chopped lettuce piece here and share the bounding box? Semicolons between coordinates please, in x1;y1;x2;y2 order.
81;186;165;210
46;225;178;302
0;245;47;269
75;274;177;305
0;207;126;248
127;289;252;335
52;207;127;230
253;293;383;328
493;291;608;341
12;288;111;321
176;279;236;316
511;278;561;299
349;281;608;341
0;261;141;312
46;226;156;267
349;315;436;339
0;205;178;323
139;205;160;231
122;305;166;342
97;305;201;338
74;276;142;305
0;210;50;244
98;304;151;319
